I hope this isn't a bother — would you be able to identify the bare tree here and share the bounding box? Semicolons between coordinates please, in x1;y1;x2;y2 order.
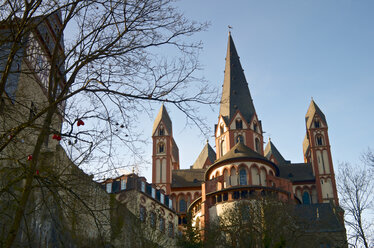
338;151;374;248
0;0;214;246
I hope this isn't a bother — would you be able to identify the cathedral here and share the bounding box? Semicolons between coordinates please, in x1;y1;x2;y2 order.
151;32;346;244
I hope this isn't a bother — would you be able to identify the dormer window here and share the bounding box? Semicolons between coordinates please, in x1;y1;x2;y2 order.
253;123;258;133
159;126;164;136
236;119;243;129
158;142;165;153
314;120;320;128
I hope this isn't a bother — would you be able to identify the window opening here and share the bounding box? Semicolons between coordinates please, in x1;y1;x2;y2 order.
106;183;112;193
314;120;320;128
239;168;247;185
140;206;146;222
150;212;156;228
159;218;165;232
121;179;127;190
302;191;311;205
236;119;243;129
168;222;174;237
159;126;164;136
179;198;187;212
220;140;226;156
255;138;260;152
158;143;165;153
223;193;228;201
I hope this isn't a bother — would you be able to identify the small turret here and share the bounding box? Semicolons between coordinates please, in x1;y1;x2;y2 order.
152;104;179;194
304;99;338;205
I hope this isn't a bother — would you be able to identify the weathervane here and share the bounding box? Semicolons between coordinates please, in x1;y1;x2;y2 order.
228;25;233;33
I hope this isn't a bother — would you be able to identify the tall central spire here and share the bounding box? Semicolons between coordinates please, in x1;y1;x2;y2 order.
219;32;256;124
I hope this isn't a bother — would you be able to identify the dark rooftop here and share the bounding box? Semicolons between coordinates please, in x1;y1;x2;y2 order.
219;32;256;124
294;203;345;232
191;143;216;169
278;163;315;182
171;169;205;188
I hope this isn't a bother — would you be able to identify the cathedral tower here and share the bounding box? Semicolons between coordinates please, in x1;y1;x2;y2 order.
215;32;263;159
152;104;179;194
303;100;339;205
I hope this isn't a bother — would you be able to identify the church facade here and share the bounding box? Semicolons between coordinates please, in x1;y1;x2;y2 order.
151;33;346;245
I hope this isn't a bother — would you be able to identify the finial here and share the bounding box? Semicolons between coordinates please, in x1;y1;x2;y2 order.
228;25;233;34
311;96;314;101
132;167;135;174
206;139;209;144
268;137;271;141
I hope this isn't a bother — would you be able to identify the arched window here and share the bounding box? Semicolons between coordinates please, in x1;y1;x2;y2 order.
255;138;260;152
230;167;237;186
220;140;226;156
260;169;266;186
251;167;260;185
316;135;324;146
223;169;229;187
150;211;156;228
158;142;165;153
220;125;224;136
179;198;187;212
236;119;243;129
159;126;164;136
302;191;311;205
239;168;247;185
236;135;244;144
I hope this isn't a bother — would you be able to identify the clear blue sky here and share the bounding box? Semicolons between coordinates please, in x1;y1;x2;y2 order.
135;0;374;181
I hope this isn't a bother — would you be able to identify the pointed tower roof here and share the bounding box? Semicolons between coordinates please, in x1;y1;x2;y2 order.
191;142;216;169
264;139;290;165
305;99;327;128
152;104;172;135
219;32;256;124
172;138;179;163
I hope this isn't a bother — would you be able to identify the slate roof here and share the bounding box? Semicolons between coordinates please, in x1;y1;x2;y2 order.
152;104;172;135
215;142;268;164
192;143;216;169
171;169;205;188
172;138;179;163
219;32;256;124
294;203;345;232
305;100;327;128
206;142;280;178
264;140;290;165
278;163;315;182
